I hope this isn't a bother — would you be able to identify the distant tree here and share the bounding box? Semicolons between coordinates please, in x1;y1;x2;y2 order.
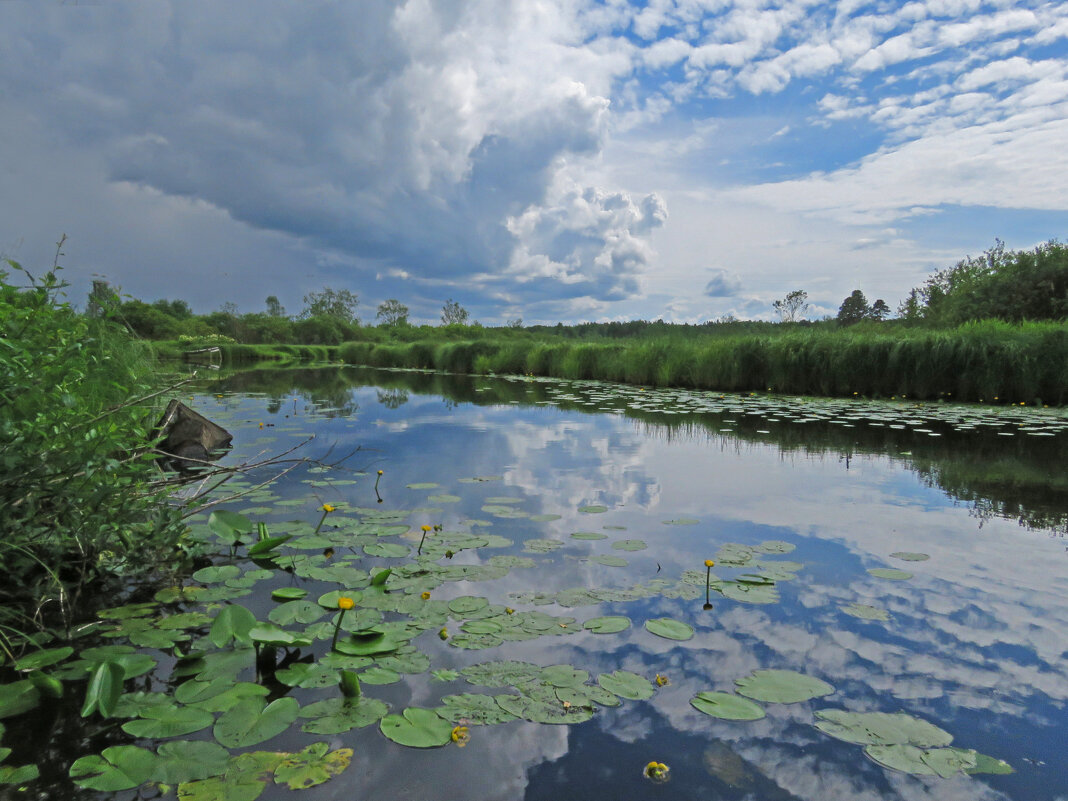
376;298;409;326
219;301;239;317
837;290;871;325
772;290;809;322
301;288;359;323
440;298;469;326
869;298;890;320
86;280;118;318
506;318;523;328
265;295;287;318
898;288;923;321
152;298;193;319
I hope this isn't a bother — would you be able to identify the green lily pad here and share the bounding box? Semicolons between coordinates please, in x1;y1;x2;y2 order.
186;683;269;714
529;513;562;522
273;743;353;790
379;707;454;748
840;603;890;621
597;670;655;700
734;670;835;704
578;505;608;514
461;660;541;687
583;616;631;634
0;681;41;720
268;600;325;626
193;565;243;584
359;667;400;685
69;745;158;791
270;588;309;602
755;540;795;554
612;539;647;551
448;596;490;615
209;605;256;648
868;568;913;580
406;483;439;490
299;697;389;735
121;704;214;738
890;552;929;561
540;665;590;687
524;538;564;553
495;692;594;724
13;646;74;672
591;554;628;567
690;692;766;721
814;710;954;747
214;697;300;748
864;744;981;777
644;617;694;641
364;542;410;558
153;740;230;784
570;532;608;541
428;494;462;503
437;693;519;725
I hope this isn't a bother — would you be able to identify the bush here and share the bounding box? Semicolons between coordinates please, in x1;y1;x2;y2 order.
0;257;185;643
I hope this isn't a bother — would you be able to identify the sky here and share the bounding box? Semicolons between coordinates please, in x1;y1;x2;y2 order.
2;0;1067;325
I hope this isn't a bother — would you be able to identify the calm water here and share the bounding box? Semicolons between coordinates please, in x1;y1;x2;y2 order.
17;365;1068;800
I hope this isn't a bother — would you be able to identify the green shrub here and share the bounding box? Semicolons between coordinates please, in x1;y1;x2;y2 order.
0;258;185;644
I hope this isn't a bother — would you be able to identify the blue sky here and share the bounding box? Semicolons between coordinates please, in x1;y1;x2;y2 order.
2;0;1066;324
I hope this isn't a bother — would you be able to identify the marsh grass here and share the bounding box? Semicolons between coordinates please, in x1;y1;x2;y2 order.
324;321;1068;404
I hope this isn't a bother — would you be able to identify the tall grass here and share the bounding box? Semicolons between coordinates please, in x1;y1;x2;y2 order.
337;320;1068;404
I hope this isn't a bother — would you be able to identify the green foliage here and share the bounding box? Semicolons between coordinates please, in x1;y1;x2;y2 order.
773;289;809;322
837;289;871;325
441;298;469;326
0;253;184;644
376;299;409;327
301;288;359;324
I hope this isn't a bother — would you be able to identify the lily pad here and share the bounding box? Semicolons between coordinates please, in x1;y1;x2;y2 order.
840;603;890;621
690;692;766;721
814;710;954;747
597;670;655;700
734;670;835;704
13;646;74;672
299;697;389;734
578;505;608;514
270;588;309;602
437;693;519;725
591;555;628;567
214;697;300;748
153;740;230;784
461;660;541;687
644;617;694;641
570;531;608;541
272;743;353;790
379;707;454;748
863;744;978;777
890;552;930;562
495;692;594;724
121;704;214;738
69;745;158;791
583;616;631;634
612;539;647;551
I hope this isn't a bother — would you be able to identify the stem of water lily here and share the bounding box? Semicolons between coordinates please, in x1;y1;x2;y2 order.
331;608;348;651
313;510;329;535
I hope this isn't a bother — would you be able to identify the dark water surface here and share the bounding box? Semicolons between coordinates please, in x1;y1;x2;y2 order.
17;365;1068;801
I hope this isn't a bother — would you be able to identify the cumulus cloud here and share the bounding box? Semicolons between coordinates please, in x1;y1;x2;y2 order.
703;269;742;297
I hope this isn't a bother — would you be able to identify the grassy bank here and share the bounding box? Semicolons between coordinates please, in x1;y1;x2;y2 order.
332;320;1068;405
154;340;340;364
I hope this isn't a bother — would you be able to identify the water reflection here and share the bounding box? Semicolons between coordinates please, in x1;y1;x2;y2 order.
176;366;1068;801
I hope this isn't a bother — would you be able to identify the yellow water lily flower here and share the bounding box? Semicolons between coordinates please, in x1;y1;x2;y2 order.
655;673;670;687
421;524;432;532
704;559;715;568
643;761;670;782
451;725;470;746
322;503;336;513
337;597;355;610
421;591;431;600
377;469;384;475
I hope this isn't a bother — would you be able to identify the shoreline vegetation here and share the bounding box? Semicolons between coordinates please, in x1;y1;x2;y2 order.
121;237;1068;406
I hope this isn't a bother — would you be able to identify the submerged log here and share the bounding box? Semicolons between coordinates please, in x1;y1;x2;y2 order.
156;399;232;467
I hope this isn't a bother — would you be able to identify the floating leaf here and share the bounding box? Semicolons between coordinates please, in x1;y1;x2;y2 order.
359;667;400;685
364;542;410;558
529;513;561;522
209;605;257;648
496;692;594;724
175;775;264;801
121;704;214;738
814;710;953;747
754;540;795;554
406;483;439;490
214;697;300;748
597;670;654;700
612;539;647;551
437;693;519;725
570;531;607;540
270;588;308;601
690;692;765;721
540;665;589;687
193;565;243;584
13;646;74;672
249;535;293;555
734;670;834;704
268;600;325;626
868;568;913;580
840;603;890;621
154;740;231;784
461;660;541;687
448;596;489;615
299;697;388;735
890;552;930;562
583;616;631;634
69;745;158;791
208;510;252;540
273;742;353;790
644;618;694;641
524;538;564;553
379;707;454;748
591;555;628;567
578;505;608;514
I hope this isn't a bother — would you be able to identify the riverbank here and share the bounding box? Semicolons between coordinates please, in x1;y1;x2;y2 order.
172;320;1068;405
